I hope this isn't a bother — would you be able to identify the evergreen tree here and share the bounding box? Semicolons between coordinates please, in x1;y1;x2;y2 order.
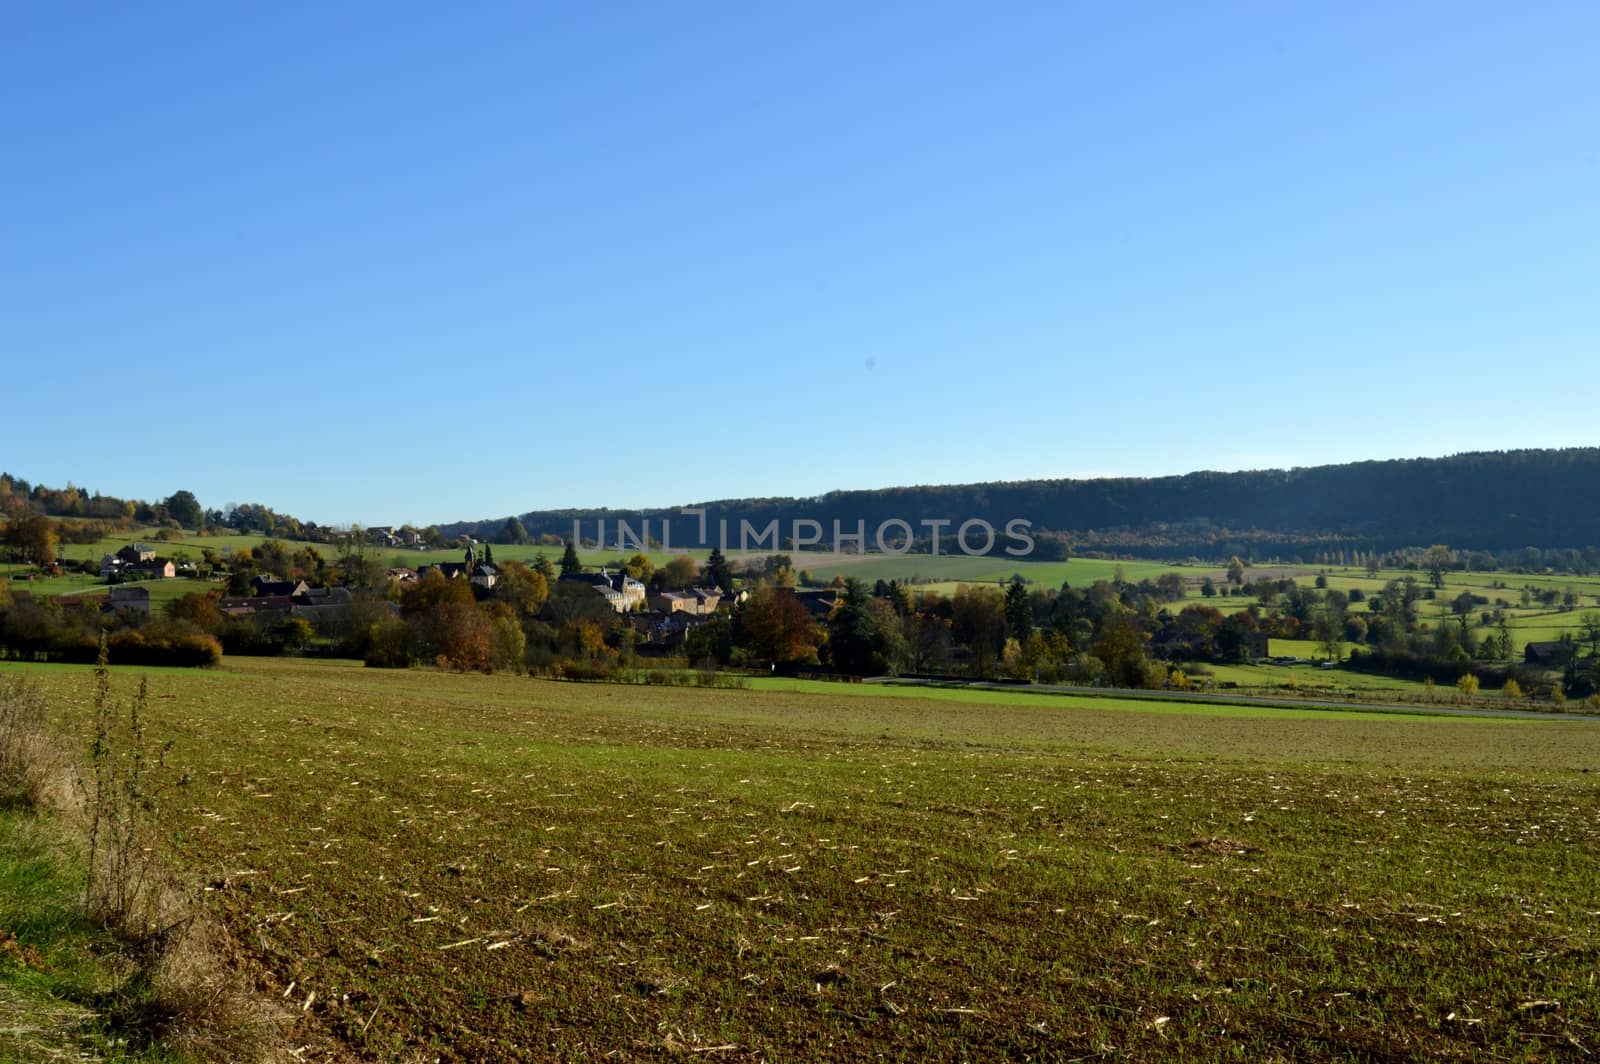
1004;575;1033;642
559;540;582;576
705;546;734;592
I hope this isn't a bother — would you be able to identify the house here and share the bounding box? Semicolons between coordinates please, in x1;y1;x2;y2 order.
251;577;310;597
99;553;126;579
648;587;723;615
561;569;647;612
624;609;707;651
117;543;156;565
107;586;151;614
294;586;352;607
386;567;418;584
133;559;177;579
417;562;469;581
470;564;499;590
786;588;840;617
1524;641;1573;667
290;585;353;624
217;595;296;619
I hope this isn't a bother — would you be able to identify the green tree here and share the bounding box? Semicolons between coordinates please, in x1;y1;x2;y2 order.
1090;616;1150;688
827;580;896;676
533;552;556;581
1226;556;1246;587
163;490;203;530
1423;544;1451;589
334;529;385;590
559;540;582;576
500;517;531;545
1311;607;1344;662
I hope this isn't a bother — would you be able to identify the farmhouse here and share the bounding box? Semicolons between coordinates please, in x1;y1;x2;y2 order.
101;545;177;580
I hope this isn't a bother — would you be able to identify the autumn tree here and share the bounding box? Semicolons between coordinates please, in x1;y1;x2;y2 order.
737;586;817;664
165;591;224;635
658;555;700;589
493;560;550;618
951;584;1007;677
1226;556;1246;587
3;512;57;565
400;568;475;615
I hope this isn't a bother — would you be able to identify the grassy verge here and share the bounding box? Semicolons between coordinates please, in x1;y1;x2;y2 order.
0;668;292;1063
0;804;181;1062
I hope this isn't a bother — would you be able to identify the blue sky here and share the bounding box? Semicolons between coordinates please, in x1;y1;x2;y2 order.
4;2;1596;527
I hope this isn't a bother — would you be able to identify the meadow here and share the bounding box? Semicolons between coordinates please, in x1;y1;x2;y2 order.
6;657;1598;1061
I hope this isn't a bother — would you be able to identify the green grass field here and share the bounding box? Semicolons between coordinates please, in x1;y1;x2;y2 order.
4;657;1597;1060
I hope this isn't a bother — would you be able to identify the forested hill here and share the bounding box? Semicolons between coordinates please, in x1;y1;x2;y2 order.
445;449;1600;559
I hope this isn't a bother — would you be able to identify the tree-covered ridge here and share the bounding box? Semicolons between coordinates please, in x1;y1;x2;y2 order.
443;448;1600;556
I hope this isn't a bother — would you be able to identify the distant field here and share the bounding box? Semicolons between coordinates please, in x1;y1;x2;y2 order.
5;658;1597;1060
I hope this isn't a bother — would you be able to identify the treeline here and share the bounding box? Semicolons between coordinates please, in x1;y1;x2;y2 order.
0;473;447;550
442;448;1600;558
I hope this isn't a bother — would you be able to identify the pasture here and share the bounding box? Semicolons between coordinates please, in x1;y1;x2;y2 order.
6;658;1598;1061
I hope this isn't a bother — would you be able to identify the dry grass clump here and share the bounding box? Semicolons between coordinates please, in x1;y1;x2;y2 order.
2;647;297;1062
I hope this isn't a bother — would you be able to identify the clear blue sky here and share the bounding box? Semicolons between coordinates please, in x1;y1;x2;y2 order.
4;2;1597;527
